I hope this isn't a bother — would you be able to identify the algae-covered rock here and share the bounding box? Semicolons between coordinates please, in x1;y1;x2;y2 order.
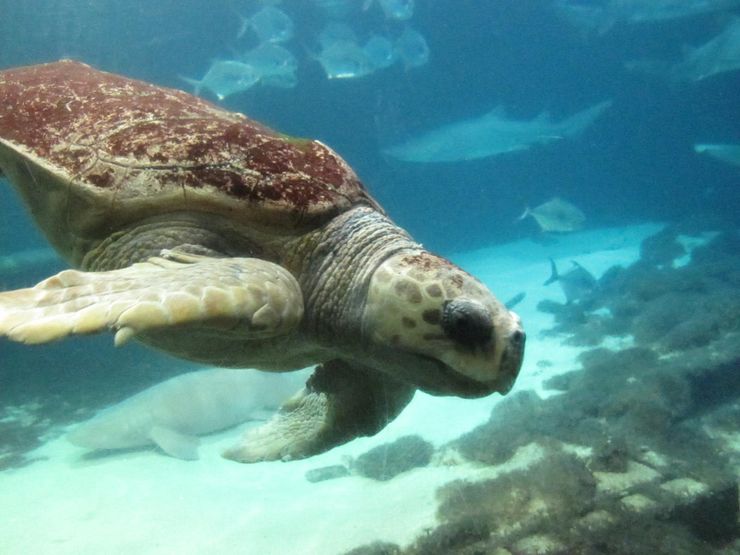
343;541;402;555
437;446;597;545
352;435;434;481
405;516;490;555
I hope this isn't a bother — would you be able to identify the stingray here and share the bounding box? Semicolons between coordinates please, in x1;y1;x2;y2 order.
383;101;611;163
519;197;586;233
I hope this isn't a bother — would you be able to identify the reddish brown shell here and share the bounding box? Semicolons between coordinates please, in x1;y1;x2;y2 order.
0;60;380;232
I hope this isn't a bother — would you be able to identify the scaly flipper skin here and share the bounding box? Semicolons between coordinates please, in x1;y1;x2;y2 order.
0;250;303;346
223;359;415;462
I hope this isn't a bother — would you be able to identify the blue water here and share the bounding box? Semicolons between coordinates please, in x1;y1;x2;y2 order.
0;2;739;553
1;1;738;253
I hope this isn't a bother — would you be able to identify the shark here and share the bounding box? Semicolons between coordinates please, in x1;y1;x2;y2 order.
556;0;740;35
382;101;611;163
695;143;740;167
626;17;740;83
674;17;740;82
67;368;303;460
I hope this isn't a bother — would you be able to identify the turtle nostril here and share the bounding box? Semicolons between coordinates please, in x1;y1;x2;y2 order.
441;299;493;347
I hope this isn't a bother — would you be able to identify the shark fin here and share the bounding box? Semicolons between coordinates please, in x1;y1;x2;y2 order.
149;426;200;460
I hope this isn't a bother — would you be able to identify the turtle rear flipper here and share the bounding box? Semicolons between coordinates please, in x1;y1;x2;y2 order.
0;252;303;345
223;359;415;462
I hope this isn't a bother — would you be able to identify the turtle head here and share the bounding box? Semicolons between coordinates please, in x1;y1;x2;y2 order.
362;250;525;398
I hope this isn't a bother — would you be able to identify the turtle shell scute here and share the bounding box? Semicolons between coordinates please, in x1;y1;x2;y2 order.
0;60;379;226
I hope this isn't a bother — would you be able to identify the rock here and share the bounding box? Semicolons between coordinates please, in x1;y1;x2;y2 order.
352;435;434;481
667;480;739;545
639;227;685;266
305;464;350;483
589;436;630;473
405;516;490;555
343;541;402;555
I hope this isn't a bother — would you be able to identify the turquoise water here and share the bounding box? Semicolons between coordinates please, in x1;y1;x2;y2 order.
0;2;739;553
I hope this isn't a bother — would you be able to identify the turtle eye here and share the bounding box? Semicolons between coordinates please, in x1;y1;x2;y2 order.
441;299;494;348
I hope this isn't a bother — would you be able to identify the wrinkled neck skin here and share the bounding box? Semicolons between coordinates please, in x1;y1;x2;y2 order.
283;206;419;347
286;206;525;399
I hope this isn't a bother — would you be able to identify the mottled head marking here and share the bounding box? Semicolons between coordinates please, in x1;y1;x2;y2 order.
363;250;525;396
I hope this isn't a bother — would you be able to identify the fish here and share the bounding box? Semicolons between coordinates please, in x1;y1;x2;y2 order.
318;22;359;50
237;5;294;44
241;43;298;84
378;0;415;21
504;292;527;310
395;26;430;69
180;60;260;100
694;143;740;167
316;40;375;79
311;0;358;19
67;369;302;460
543;258;597;304
383;101;611;163
556;0;740;35
260;71;299;89
627;17;740;83
519;197;586;233
675;17;740;82
364;35;397;70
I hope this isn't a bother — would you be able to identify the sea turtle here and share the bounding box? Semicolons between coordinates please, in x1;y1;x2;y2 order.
0;60;525;462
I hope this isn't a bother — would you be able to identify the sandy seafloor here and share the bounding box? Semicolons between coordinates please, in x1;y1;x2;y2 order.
0;221;715;555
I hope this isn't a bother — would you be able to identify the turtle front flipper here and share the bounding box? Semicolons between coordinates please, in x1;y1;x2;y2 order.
223;359;415;462
0;251;303;345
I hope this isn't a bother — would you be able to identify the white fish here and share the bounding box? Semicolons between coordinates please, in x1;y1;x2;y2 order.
180;60;260;100
519;197;586;233
383;101;611;163
316;41;375;79
378;0;414;20
238;5;294;44
67;369;302;460
363;35;397;69
260;71;299;89
395;26;429;69
311;0;358;19
318;22;359;50
241;43;298;80
695;143;740;167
